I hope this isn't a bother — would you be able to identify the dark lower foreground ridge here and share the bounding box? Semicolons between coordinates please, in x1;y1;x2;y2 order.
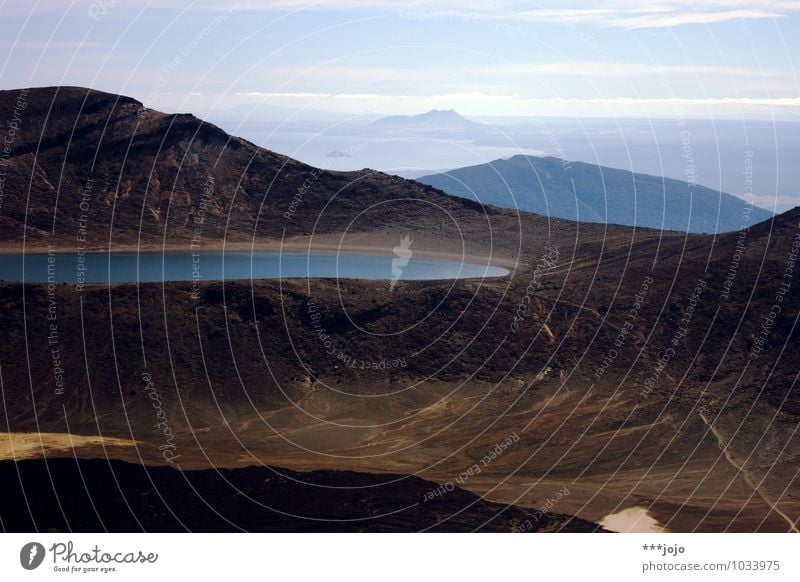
0;458;602;533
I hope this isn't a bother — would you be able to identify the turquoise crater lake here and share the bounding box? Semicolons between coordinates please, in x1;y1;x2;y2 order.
0;251;509;284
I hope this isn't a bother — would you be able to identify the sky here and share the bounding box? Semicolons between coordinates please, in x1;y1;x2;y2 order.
0;0;799;119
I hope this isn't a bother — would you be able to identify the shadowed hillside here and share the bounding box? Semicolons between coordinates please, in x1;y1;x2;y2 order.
0;458;598;532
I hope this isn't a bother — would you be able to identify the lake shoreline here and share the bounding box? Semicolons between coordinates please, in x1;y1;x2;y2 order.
0;245;510;284
0;239;517;270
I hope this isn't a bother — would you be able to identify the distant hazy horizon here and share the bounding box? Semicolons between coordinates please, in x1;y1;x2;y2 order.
205;109;798;212
3;0;798;211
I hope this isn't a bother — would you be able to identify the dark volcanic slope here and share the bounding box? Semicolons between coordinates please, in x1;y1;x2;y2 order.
0;458;597;532
417;155;772;233
0;87;499;247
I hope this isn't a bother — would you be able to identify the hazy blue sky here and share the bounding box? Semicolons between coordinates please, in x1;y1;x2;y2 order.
1;1;799;119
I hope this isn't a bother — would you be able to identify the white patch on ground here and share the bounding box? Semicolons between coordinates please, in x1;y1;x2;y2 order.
600;506;667;533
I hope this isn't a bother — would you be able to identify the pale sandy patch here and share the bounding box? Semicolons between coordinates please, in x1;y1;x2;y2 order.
0;432;140;461
600;506;667;533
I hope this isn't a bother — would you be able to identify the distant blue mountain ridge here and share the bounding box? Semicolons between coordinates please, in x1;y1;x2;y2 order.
417;155;772;233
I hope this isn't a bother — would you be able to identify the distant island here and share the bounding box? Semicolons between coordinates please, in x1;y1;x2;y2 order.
369;109;493;135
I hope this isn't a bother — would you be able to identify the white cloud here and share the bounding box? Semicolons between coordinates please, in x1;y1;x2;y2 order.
228;0;800;29
432;2;793;29
614;9;780;28
488;61;791;78
231;90;800;119
6;0;797;29
259;64;433;83
237;90;521;101
237;90;800;105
